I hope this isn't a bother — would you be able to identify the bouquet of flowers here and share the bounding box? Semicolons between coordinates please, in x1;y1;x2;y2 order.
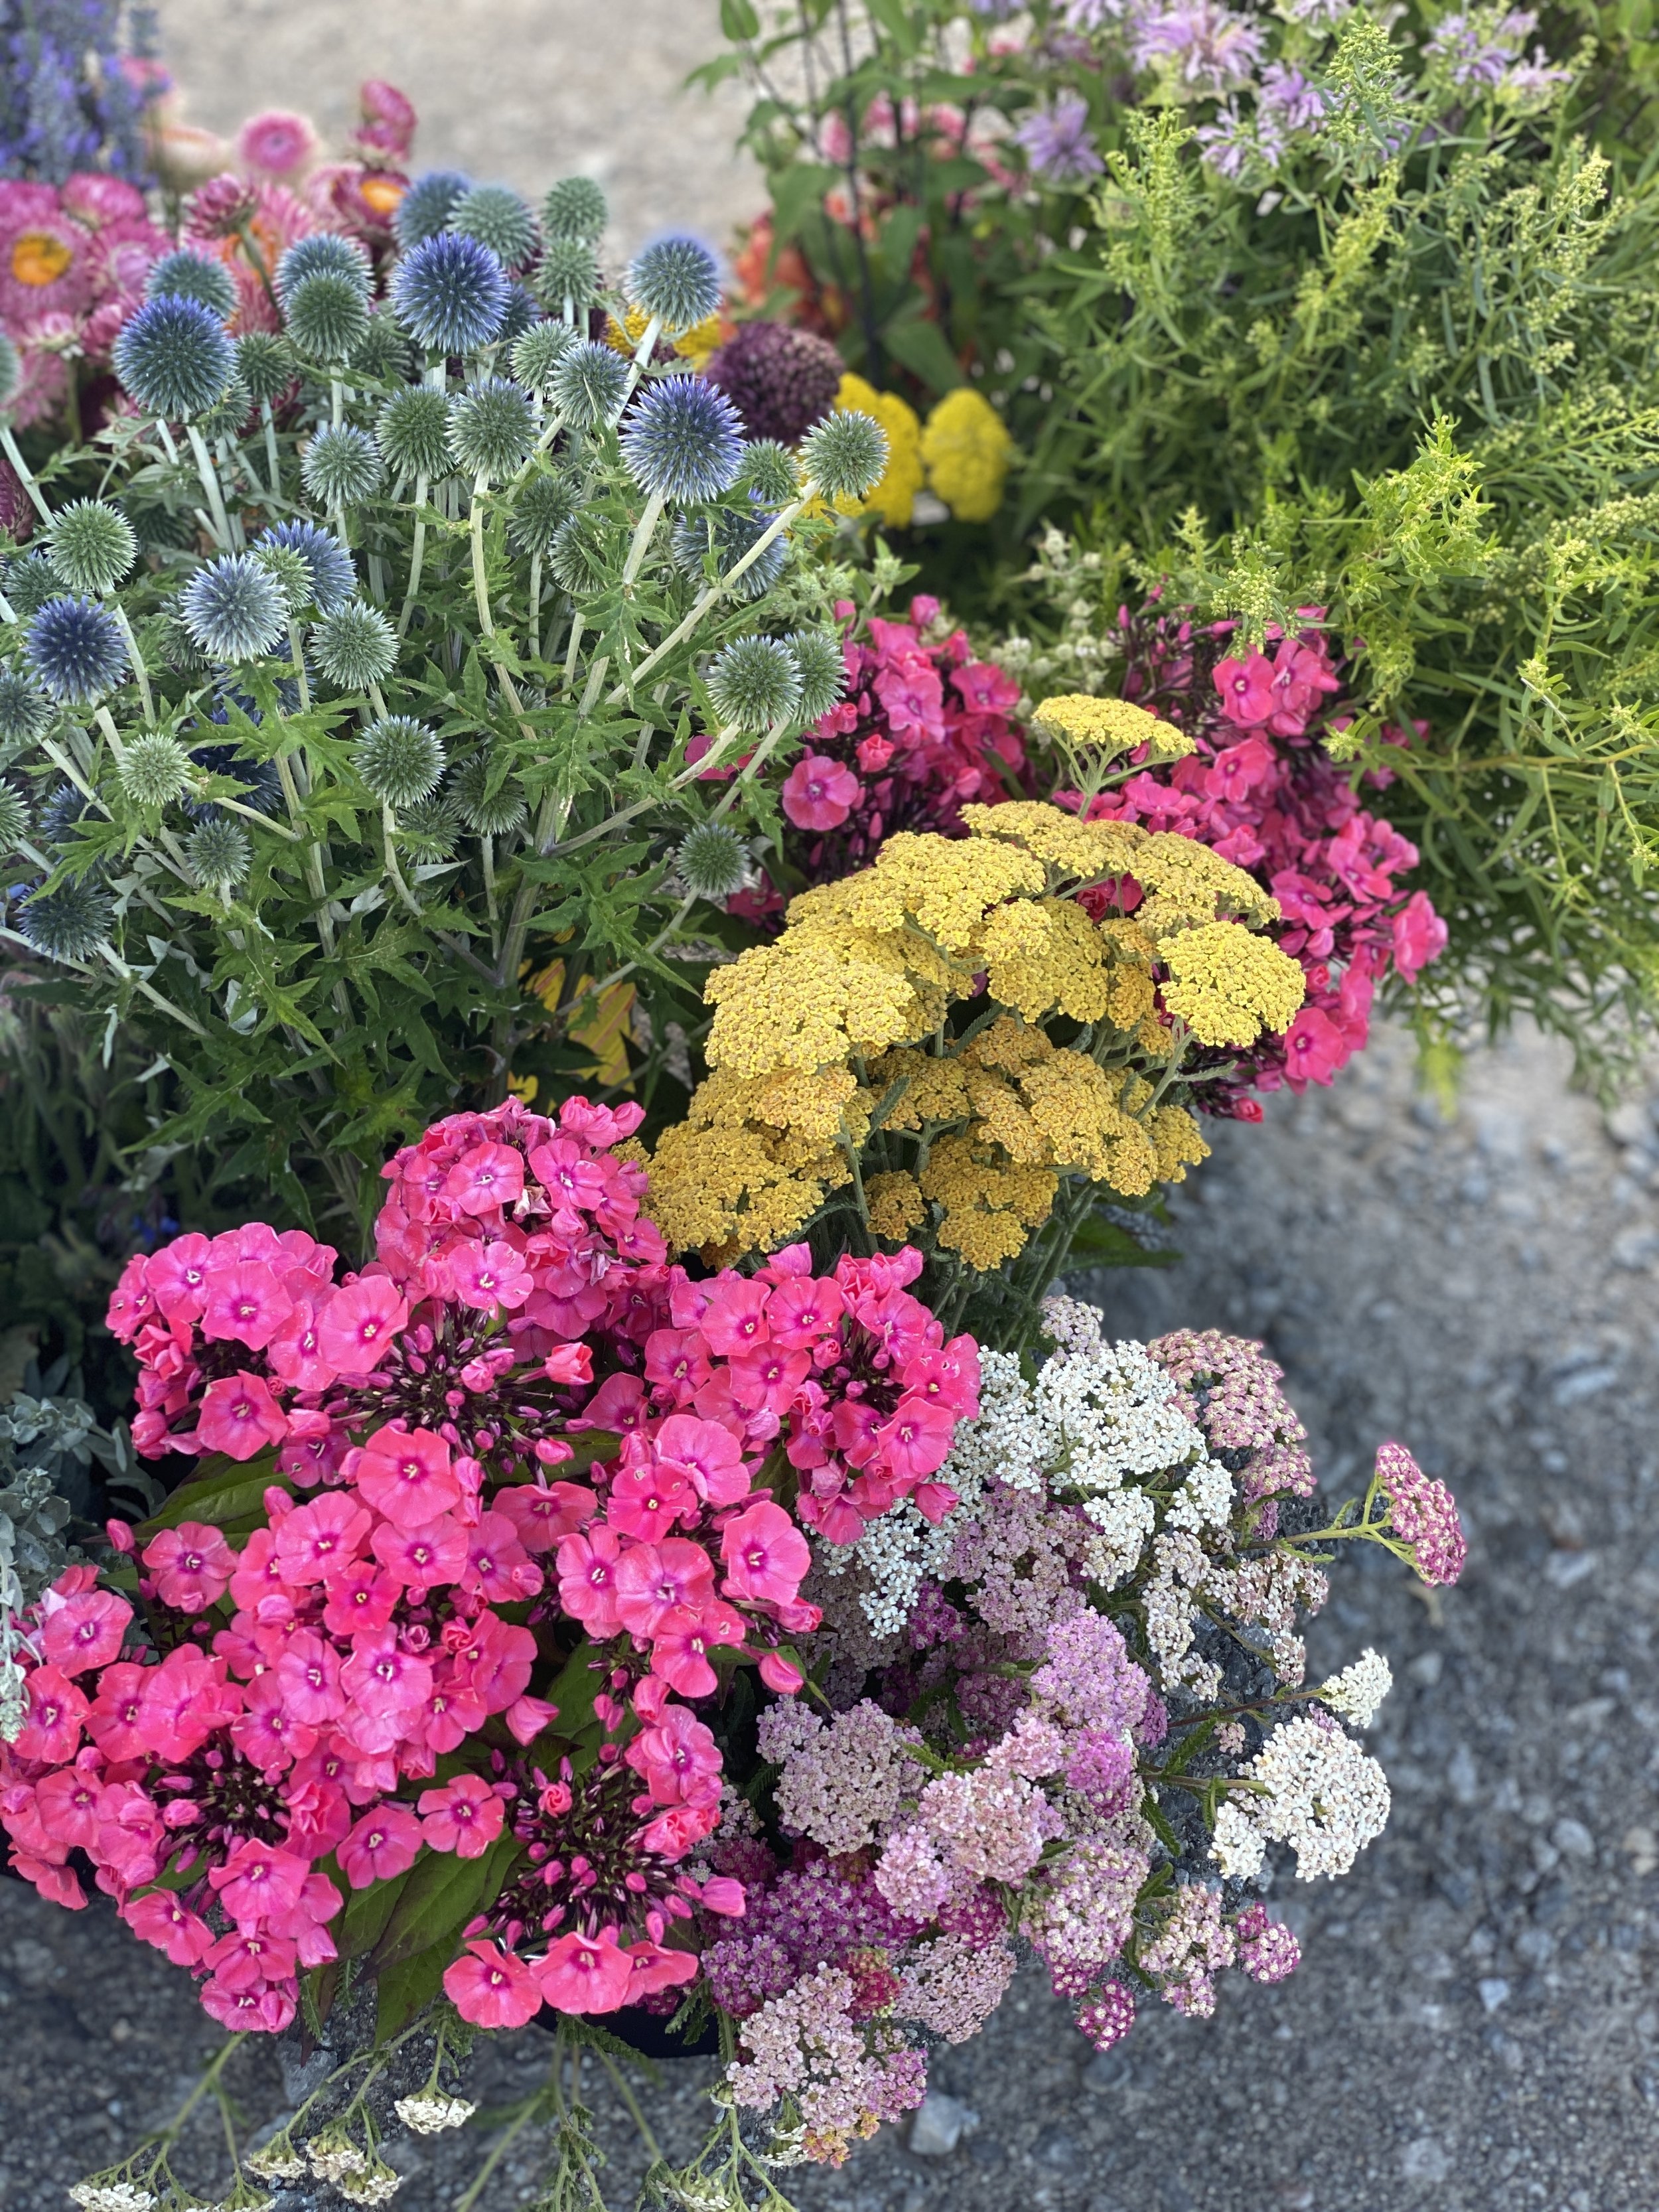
0;1087;1463;2210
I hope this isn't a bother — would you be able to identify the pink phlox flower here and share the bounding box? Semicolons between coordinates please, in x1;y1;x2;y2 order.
533;1924;636;2014
121;1887;214;1965
1212;650;1278;728
273;1631;347;1726
201;1258;294;1350
871;1392;956;1481
613;1537;717;1639
781;753;861;831
556;1523;624;1636
526;1134;610;1211
698;1276;771;1356
354;1424;461;1528
195;1372;289;1460
625;1939;701;1996
447;1236;534;1311
720;1501;810;1609
763;1272;847;1349
444;1611;536;1713
608;1456;695;1542
340;1630;434;1723
650;1413;751;1505
443;1139;526;1217
321;1560;401;1639
445;1938;543;2028
461;1509;543;1603
37;1586;131;1674
204;1925;300;1990
318;1276;409;1375
1279;1005;1349;1090
503;1690;559;1745
143;1230;215;1322
11;1664;88;1764
1391;889;1447;982
625;1702;723;1807
418;1773;507;1858
208;1837;311;1924
543;1342;593;1386
266;1295;340;1391
572;1370;648;1437
199;1977;298;2033
491;1478;595;1552
338;1800;423;1889
230;1671;317;1769
275;1491;370;1582
729;1341;812;1417
370;1512;469;1590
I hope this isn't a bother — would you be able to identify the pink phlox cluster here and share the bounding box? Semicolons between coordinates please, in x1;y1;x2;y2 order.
1233;1899;1301;1984
1139;1882;1236;2018
1373;1441;1467;1585
732;599;1027;922
725;1962;928;2167
1147;1328;1313;1518
1070;599;1447;1113
895;1930;1017;2043
766;1699;925;1856
0;175;168;432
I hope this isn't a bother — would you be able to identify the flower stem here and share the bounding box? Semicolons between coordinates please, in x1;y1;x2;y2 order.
396;473;429;637
0;423;50;521
613;492;810;703
186;423;236;549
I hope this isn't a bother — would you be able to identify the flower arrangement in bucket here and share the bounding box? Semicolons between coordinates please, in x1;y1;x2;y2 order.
0;1087;1464;2209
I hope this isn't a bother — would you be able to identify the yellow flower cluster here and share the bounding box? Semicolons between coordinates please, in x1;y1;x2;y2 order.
640;802;1300;1269
919;388;1013;523
1031;692;1195;766
605;305;726;368
833;373;924;527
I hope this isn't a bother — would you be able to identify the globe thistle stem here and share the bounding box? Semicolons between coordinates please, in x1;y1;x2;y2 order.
186;424;236;550
470;473;495;636
287;621;313;713
563;609;584;688
528;551;543;661
480;830;498;933
261;400;281;498
109;606;154;723
0;426;48;523
382;805;422;917
620;488;666;587
396;475;430;639
610;494;809;704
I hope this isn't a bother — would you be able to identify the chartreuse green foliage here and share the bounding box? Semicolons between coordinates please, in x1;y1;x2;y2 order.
0;205;887;1248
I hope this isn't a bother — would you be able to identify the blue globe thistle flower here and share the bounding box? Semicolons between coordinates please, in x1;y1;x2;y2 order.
180;555;287;663
113;296;236;421
706;635;802;732
447;377;536;480
620;375;745;504
395;170;472;250
549;511;622;596
145;249;238;321
257;520;356;613
186;818;252;889
284;272;370;363
377;387;452;481
40;781;92;841
0;332;19;412
541;177;607;242
671;504;786;603
626;235;721;334
451;750;526;836
186;739;281;820
789;628;847;723
301;425;383;508
498;285;540;346
0;668;52;744
450;184;538;268
5;551;59;616
351;308;409;383
549;340;628;429
737;439;802;507
117;733;193;810
26;597;129;704
18;877;114;964
391;233;508;356
507;471;580;557
276;233;372;301
45;500;137;596
802;409;888;501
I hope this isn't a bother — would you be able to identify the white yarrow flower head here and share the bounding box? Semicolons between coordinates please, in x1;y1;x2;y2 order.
69;2180;159;2212
1210;1795;1268;1882
307;2126;370;2182
336;2160;403;2206
393;2092;476;2134
1246;1714;1392;1880
244;2136;305;2183
1319;1648;1393;1728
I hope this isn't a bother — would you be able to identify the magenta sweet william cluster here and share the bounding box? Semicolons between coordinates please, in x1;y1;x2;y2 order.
1071;601;1448;1115
0;1098;978;2037
729;598;1027;923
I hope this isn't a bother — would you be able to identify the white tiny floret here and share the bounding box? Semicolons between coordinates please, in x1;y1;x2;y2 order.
1319;1649;1393;1728
1244;1716;1392;1881
1210;1797;1268;1881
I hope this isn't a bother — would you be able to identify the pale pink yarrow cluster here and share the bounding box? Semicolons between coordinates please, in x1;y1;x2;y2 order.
727;1964;927;2166
1030;1609;1150;1737
1139;1884;1235;2018
768;1700;924;1856
1234;1901;1301;1984
897;1932;1017;2043
1147;1329;1313;1507
1374;1441;1467;1585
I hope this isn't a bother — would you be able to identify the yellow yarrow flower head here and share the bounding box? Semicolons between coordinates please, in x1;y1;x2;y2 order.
1030;692;1194;767
831;372;923;528
920;386;1013;523
1160;921;1305;1047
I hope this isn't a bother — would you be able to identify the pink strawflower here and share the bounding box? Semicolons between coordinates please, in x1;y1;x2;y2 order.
1374;1440;1466;1584
236;110;319;179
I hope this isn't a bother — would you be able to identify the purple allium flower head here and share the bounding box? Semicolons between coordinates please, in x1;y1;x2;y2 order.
1016;94;1106;186
26;594;127;703
391;231;508;355
703;321;843;445
1129;1;1265;94
620;372;745;504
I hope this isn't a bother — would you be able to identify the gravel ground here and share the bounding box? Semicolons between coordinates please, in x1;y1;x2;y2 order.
7;1019;1659;2212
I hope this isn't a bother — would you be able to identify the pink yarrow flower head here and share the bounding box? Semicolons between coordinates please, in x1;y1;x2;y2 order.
1373;1441;1466;1585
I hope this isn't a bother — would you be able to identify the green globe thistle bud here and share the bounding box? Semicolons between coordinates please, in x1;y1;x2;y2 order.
532;237;599;317
0;669;52;744
146;248;238;321
737;439;801;506
400;792;463;858
511;319;577;396
0;782;29;853
450;749;528;836
153;610;212;674
788;628;845;723
670;506;784;603
396;170;471;249
236;330;292;406
377;386;451;480
254;542;311;611
354;715;445;807
195;370;252;440
186;816;251;889
301;424;383;508
0;332;20;411
118;731;193;810
676;820;749;901
549;340;627;429
801;409;888;501
5;552;58;616
313;599;397;690
450;184;538;269
447;376;535;480
285;271;370;364
626;235;721;335
44;500;137;596
277;233;372;301
541;177;608;242
506;470;579;557
548;510;621;597
707;634;801;732
18;877;113;962
351;309;409;383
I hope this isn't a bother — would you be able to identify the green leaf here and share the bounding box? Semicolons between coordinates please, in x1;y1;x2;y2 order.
770;163;839;250
374;1943;454;2042
337;1868;409;1961
879;315;965;396
137;1451;289;1538
719;0;760;38
369;1831;518;1972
